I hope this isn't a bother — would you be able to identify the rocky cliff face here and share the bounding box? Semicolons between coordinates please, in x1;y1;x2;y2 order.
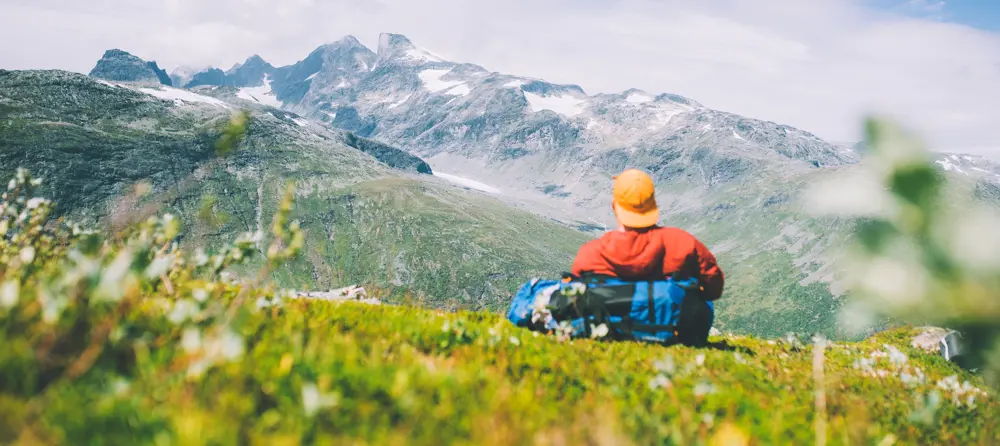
88;49;172;86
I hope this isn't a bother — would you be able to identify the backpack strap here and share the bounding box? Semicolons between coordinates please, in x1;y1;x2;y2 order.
647;280;656;324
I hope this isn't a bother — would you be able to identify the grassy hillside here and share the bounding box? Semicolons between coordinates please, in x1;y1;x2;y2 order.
4;299;995;445
1;121;996;445
0;70;587;310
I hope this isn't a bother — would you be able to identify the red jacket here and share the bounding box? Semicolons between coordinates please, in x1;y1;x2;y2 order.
570;226;725;301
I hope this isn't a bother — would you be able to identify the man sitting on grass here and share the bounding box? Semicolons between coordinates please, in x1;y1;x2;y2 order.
571;168;725;346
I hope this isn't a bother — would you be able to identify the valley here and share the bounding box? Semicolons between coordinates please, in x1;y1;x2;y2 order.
3;34;999;338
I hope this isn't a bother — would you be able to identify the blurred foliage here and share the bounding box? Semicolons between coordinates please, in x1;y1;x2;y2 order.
808;117;1000;388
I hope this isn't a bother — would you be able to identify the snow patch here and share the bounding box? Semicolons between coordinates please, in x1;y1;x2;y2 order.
325;112;337;121
434;172;502;194
387;94;412;109
504;80;526;88
96;79;118;88
732;131;746;141
647;105;689;130
355;54;371;71
306;72;318;81
936;159;968;175
963;155;975;162
406;48;445;63
523;92;585;117
972;167;991;173
418;69;465;93
335;80;348;89
626;93;653;104
138;86;229;108
236;76;282;108
447;84;471;97
290;117;309;127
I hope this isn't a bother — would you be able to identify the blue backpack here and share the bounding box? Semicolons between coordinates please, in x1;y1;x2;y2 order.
506;274;713;344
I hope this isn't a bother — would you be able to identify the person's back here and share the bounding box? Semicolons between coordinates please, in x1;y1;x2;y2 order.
571;226;724;300
570;168;724;345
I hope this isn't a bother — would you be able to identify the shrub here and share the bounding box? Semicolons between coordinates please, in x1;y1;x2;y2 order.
807;118;1000;388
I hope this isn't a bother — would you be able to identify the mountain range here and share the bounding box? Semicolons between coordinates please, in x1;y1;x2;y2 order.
5;33;998;338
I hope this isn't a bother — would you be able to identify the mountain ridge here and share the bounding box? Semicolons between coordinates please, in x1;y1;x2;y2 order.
71;36;1000;337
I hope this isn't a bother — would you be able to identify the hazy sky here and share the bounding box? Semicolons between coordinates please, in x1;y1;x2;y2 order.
3;0;999;156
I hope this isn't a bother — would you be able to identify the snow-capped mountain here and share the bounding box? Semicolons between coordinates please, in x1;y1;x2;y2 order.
171;33;862;225
933;153;1000;182
69;35;1000;336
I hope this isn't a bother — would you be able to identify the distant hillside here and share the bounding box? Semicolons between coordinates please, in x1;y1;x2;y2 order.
0;69;587;310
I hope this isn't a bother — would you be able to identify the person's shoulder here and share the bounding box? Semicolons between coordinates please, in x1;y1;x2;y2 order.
578;233;608;252
652;226;697;239
652;226;701;246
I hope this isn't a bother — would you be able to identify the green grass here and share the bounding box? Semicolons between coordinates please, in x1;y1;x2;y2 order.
5;300;995;445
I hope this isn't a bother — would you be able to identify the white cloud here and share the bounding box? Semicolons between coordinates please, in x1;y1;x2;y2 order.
1;0;998;156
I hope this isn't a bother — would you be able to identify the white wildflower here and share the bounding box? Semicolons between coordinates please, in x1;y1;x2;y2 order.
7;179;15;190
884;344;908;366
556;320;575;341
648;375;672;390
25;197;48;209
0;280;19;309
194;249;209;266
19;246;35;264
508;336;520;346
302;382;338;416
94;249;135;302
167;299;200;324
219;330;244;360
654;356;676;375
186;359;209;379
192;288;209;302
562;282;587;297
181;328;202;352
590;323;609;339
695;354;706;367
144;254;173;279
733;352;747;365
111;378;130;396
702;413;714;427
694;380;715;397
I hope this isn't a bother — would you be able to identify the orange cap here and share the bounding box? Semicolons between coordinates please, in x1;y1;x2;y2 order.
612;169;659;228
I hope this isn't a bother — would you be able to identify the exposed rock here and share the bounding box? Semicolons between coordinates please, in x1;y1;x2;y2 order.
911;327;951;353
297;285;381;305
89;49;172;86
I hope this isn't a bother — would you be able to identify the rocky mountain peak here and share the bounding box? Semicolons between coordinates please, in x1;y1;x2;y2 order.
332;35;365;49
375;33;446;67
239;55;271;70
89;49;172;86
377;33;414;54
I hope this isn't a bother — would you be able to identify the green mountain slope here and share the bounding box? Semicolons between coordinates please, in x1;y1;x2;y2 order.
1;114;996;446
0;69;587;309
